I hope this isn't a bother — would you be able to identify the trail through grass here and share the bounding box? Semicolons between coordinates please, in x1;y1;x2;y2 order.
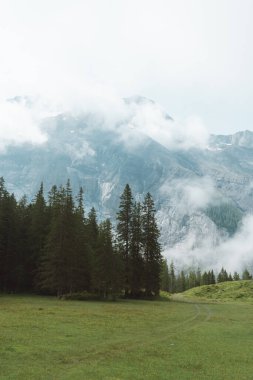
0;294;253;379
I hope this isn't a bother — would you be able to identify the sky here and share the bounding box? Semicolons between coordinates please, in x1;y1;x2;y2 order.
0;0;253;135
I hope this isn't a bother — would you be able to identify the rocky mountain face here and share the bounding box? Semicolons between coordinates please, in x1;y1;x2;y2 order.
1;98;253;266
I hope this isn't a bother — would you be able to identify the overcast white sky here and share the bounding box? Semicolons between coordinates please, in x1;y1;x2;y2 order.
1;0;253;134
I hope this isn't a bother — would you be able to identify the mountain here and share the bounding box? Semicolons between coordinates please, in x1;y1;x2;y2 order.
1;97;253;269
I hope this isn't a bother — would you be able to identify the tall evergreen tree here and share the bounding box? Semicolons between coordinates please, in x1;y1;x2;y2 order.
142;192;162;296
129;202;143;296
87;207;99;249
117;184;133;296
39;182;77;295
0;182;19;292
160;258;170;292
188;270;197;289
242;269;252;280
16;195;32;291
94;219;118;298
233;271;240;281
29;183;49;289
217;267;228;283
73;187;92;291
169;261;176;293
176;270;186;292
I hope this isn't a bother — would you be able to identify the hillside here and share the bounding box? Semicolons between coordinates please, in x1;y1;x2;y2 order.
180;280;253;302
1;97;253;270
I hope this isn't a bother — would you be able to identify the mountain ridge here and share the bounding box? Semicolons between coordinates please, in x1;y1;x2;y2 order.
1;100;253;270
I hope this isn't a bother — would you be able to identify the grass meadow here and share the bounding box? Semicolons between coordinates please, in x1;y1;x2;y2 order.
1;290;253;379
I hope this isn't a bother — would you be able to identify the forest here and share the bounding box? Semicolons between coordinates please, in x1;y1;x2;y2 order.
0;177;252;300
160;261;252;293
0;179;161;299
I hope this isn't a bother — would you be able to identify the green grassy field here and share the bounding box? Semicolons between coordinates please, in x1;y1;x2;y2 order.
1;290;253;380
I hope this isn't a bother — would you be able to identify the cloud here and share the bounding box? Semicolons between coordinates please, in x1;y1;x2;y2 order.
164;214;253;274
0;99;47;152
0;88;210;153
112;99;209;151
64;141;95;163
160;176;217;214
159;176;253;274
1;0;253;134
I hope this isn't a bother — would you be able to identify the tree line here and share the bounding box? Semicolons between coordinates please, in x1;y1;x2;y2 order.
160;261;253;293
0;179;162;299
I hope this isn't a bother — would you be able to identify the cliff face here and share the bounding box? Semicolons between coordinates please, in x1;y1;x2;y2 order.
1;104;253;259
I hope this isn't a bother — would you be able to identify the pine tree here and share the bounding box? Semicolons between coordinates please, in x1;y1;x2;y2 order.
160;258;170;292
87;207;99;249
129;202;143;296
29;183;49;289
0;184;19;292
177;270;186;292
188;270;197;289
217;267;228;283
169;261;176;293
73;187;92;292
196;267;202;287
142;192;162;296
242;269;252;280
117;184;133;296
39;182;77;295
201;271;209;285
86;207;99;290
94;219;117;298
233;271;240;281
209;270;216;284
16;195;32;291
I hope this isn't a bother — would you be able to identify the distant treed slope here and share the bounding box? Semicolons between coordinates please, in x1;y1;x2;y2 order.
205;203;243;236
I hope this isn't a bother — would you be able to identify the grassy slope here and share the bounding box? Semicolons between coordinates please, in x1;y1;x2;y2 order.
1;295;253;379
181;280;253;302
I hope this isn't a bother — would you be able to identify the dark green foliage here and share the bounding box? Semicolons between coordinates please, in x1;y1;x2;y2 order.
217;267;229;283
94;219;123;299
233;272;240;281
38;182;91;295
201;270;216;286
176;270;186;292
16;196;32;291
142;193;162;296
209;270;216;284
86;207;99;249
242;269;252;280
117;184;133;295
160;259;170;292
129;202;144;296
0;178;20;292
165;265;253;294
201;271;209;286
0;179;162;299
188;270;198;289
116;186;162;297
205;203;242;236
29;183;49;289
169;261;176;293
0;176;250;299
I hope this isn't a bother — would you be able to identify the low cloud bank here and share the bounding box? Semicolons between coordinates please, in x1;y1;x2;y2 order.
0;99;47;152
164;214;253;274
124;99;209;150
160;176;217;214
160;176;253;274
0;91;210;152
